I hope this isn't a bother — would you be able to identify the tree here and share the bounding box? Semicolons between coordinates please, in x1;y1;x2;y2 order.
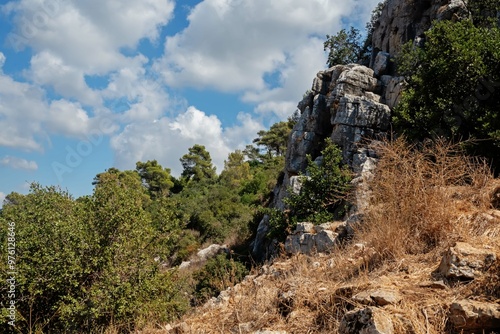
220;150;251;189
136;160;174;199
180;144;217;183
394;19;500;165
253;121;293;158
324;27;362;67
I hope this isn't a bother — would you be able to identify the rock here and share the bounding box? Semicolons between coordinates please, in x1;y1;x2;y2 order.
384;76;405;109
284;221;351;255
315;230;339;252
373;52;391;77
419;280;448;290
253;331;289;334
438;242;496;280
289;175;307;195
371;0;471;60
196;244;228;260
296;222;315;233
449;300;500;332
352;289;402;306
332;95;391;130
339;307;394;334
178;244;229;270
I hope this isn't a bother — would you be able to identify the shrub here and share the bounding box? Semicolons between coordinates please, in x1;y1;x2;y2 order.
192;254;248;305
394;20;500;167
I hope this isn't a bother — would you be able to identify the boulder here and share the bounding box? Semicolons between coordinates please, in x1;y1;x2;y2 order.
352;289;402;306
449;300;500;332
438;242;496;280
284;222;351;255
384;76;405;109
373;52;391;77
339;307;394;334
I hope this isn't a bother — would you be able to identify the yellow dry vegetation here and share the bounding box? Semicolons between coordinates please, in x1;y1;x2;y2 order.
139;139;500;334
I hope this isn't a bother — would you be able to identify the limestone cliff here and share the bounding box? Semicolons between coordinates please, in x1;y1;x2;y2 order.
251;0;473;260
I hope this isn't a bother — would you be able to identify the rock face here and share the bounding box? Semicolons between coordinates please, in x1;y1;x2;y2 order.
251;0;476;260
371;0;470;64
178;244;229;270
284;222;353;255
251;64;393;260
339;307;394;334
449;300;500;332
437;242;496;280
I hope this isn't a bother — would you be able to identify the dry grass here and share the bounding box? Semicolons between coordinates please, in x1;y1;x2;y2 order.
137;139;500;334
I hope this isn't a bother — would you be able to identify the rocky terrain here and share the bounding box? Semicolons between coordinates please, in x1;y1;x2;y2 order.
154;0;500;332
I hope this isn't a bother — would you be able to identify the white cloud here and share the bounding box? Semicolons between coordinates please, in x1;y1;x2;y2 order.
1;156;38;171
0;52;5;68
155;0;381;119
29;51;102;106
110;106;264;176
0;55;111;150
4;0;175;73
0;192;5;208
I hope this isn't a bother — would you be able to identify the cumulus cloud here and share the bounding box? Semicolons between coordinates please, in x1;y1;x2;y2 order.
1;156;38;171
3;0;174;73
110;106;264;176
0;192;5;208
155;0;381;119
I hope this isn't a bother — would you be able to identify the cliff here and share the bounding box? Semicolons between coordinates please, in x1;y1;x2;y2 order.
251;0;479;261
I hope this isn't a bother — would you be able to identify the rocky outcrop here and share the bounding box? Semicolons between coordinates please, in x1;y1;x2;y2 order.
284;222;353;255
437;242;496;280
352;289;402;306
178;244;229;270
449;300;500;332
371;0;470;65
251;64;393;260
339;307;394;334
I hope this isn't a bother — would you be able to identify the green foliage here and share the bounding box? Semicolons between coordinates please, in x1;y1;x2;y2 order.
324;27;362;67
253;121;293;158
394;20;500;164
220;150;251;189
180;144;217;183
192;253;248;305
468;0;500;27
0;182;188;332
267;140;352;240
136;160;174;199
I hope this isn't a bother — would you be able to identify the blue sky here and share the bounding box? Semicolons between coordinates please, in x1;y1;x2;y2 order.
0;0;380;204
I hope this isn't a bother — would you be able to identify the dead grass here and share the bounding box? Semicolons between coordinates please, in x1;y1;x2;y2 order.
137;138;499;334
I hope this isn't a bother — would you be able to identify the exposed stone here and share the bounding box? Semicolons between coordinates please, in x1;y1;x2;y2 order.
384;76;406;109
371;0;471;60
352;289;402;306
438;242;496;280
253;331;289;334
449;300;500;332
373;52;391;77
419;280;448;290
289;175;307;195
339;307;394;334
178;244;229;270
284;221;352;255
296;222;315;233
332;95;391;130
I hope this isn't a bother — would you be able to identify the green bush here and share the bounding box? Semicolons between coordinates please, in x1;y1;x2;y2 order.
192;254;248;305
267;140;352;241
394;19;500;166
0;182;188;333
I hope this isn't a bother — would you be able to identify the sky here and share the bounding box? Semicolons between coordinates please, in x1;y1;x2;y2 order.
0;0;381;204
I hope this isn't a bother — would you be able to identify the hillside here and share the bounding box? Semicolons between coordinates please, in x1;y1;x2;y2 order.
1;0;499;333
156;0;500;332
